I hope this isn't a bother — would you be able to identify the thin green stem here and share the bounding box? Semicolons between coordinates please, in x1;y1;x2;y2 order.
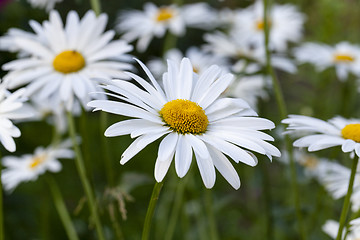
47;175;80;240
204;189;219;240
336;157;359;240
100;112;115;186
0;150;3;240
67;112;106;240
89;0;101;15
260;162;274;240
142;181;164;240
262;0;306;239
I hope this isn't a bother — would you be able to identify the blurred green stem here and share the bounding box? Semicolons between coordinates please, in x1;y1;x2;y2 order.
67;112;106;240
142;182;164;240
90;0;101;15
0;151;3;240
262;0;306;239
336;157;359;240
100;112;115;186
204;189;219;240
260;162;274;240
47;175;79;240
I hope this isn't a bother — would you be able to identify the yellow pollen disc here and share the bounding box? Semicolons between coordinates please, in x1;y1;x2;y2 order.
29;154;47;169
301;156;318;169
156;8;174;22
341;124;360;142
193;66;199;74
53;50;86;74
160;99;208;134
255;19;271;30
334;54;354;62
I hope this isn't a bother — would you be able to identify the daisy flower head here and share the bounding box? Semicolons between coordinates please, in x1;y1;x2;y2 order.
232;0;305;52
1;139;74;192
294;42;360;81
116;3;217;52
88;57;280;189
0;80;34;152
282;115;360;158
26;0;63;12
1;10;134;111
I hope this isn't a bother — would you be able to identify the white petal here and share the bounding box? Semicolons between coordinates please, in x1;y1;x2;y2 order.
194;146;216;189
154;148;175;182
157;133;179;162
175;134;193;178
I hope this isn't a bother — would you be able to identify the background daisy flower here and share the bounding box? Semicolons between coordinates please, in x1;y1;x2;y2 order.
323;218;360;240
88;57;280;189
1;10;133;110
282;115;360;158
26;0;63;12
294;42;360;81
1;139;74;192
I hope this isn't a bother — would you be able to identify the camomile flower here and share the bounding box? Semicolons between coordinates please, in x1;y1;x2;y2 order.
116;2;217;52
26;0;63;12
147;47;229;78
294;42;360;81
1;139;74;192
231;0;305;52
1;10;133;110
0;80;34;152
282;115;360;158
88;58;280;189
323;218;360;240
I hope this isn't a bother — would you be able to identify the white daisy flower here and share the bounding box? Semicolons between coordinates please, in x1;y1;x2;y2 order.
0;80;34;152
116;2;217;52
294;42;360;81
1;139;74;192
1;10;134;111
282;115;360;158
26;0;63;12
88;58;280;189
147;47;229;78
323;218;360;240
232;0;305;52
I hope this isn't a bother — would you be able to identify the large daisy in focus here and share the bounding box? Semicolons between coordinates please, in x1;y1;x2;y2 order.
88;58;280;189
0;80;34;152
282;115;360;158
1;139;74;192
232;0;305;52
1;10;133;110
294;42;360;81
116;3;217;52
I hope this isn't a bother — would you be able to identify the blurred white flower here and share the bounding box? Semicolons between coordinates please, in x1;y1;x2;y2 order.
232;0;305;52
0;80;34;152
323;218;360;239
283;115;360;158
147;47;229;78
1;139;74;192
116;2;217;52
294;42;360;81
88;58;280;189
26;0;63;12
1;10;133;111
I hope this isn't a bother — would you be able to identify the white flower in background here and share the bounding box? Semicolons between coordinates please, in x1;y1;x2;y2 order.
232;0;305;52
282;115;360;158
26;0;63;12
294;42;360;81
147;47;229;78
323;218;360;239
1;10;133;111
116;2;217;52
0;80;34;152
88;58;280;189
1;139;74;192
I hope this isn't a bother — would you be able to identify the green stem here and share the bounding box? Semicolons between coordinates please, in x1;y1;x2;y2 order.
262;0;306;239
142;181;164;240
66;112;106;240
100;112;115;186
204;189;219;240
89;0;101;15
47;175;80;240
0;150;3;240
260;162;274;240
336;157;359;240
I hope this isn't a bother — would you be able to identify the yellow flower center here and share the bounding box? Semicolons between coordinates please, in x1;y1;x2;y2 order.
334;54;355;63
255;19;271;30
193;66;199;74
156;7;174;22
160;99;208;134
301;156;319;169
53;50;86;74
342;124;360;142
29;154;47;169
